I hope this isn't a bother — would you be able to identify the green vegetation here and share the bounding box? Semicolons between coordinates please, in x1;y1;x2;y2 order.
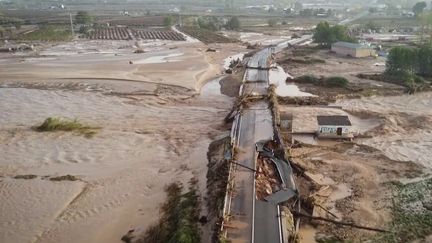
295;75;319;84
14;174;37;179
164;16;174;27
295;75;349;88
313;21;356;48
324;76;349;87
20;25;71;41
141;180;201;243
364;20;381;32
268;19;277;27
417;45;432;76
225;16;240;30
418;11;432;43
413;1;427;16
196;16;242;31
75;11;93;25
49;175;79;181
206;137;230;215
385;45;431;93
0;15;24;29
283;57;325;64
218;235;232;243
374;178;432;242
197;16;221;31
34;117;98;137
386;46;418;74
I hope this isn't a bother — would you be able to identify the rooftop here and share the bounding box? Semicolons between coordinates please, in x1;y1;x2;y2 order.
332;41;370;50
317;115;352;126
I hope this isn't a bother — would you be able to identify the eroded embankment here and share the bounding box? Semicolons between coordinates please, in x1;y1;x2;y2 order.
205;136;232;243
120;136;232;243
123;179;202;243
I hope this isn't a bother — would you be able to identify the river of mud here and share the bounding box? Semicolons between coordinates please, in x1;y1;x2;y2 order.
0;75;232;243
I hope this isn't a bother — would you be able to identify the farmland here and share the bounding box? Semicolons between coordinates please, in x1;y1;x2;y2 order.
178;26;237;44
87;27;185;41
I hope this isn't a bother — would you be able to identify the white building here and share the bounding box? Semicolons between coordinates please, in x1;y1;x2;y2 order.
317;115;352;139
331;42;376;58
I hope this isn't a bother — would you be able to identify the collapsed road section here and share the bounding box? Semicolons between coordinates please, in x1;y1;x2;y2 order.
220;38;310;242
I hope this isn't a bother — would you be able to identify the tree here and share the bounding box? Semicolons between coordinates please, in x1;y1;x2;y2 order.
75;11;93;25
417;45;432;77
197;16;220;31
313;21;356;47
268;19;277;27
384;45;431;92
225;16;240;30
413;2;427;16
405;74;425;94
386;46;418;75
164;16;173;27
418;11;432;43
365;20;381;32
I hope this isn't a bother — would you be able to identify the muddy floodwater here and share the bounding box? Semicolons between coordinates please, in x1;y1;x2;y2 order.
0;81;232;243
269;65;314;97
336;92;432;169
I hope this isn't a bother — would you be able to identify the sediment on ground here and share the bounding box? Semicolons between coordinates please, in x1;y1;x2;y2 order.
124;179;201;243
220;72;243;97
205;136;232;243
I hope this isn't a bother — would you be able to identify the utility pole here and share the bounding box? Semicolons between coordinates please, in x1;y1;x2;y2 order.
69;12;74;37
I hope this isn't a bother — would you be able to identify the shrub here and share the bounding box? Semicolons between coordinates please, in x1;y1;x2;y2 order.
225;16;240;30
142;180;201;243
75;11;93;25
295;75;320;84
164;16;173;27
323;76;349;87
14;175;37;179
405;74;427;94
34;117;98;137
268;19;277;27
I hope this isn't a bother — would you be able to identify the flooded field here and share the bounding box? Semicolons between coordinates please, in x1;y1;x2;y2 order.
0;80;232;243
269;65;314;97
336;92;432;170
0;37;239;243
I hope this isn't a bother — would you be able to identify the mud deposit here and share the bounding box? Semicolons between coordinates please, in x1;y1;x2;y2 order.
336;92;432;170
0;86;231;243
290;92;432;242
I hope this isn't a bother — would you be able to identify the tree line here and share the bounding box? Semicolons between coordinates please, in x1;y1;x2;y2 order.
197;16;240;31
387;45;432;77
386;45;432;93
312;21;356;47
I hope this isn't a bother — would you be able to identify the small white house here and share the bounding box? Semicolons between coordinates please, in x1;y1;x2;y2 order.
317;115;352;138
